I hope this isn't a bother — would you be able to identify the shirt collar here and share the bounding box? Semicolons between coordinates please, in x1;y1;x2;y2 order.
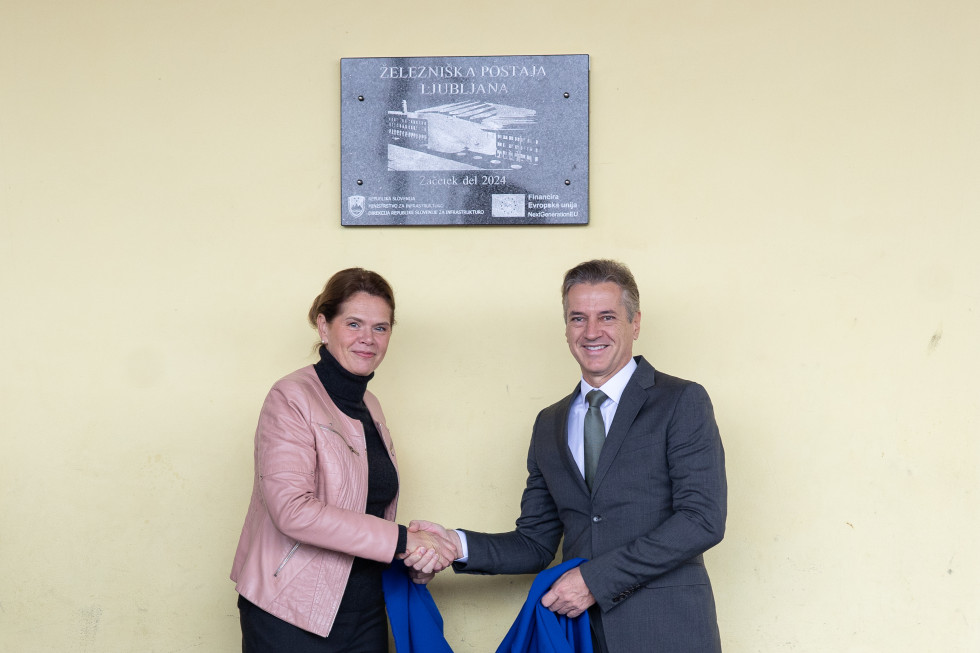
578;357;638;406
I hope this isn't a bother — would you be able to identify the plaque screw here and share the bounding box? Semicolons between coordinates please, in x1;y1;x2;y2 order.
564;179;571;185
563;92;570;98
358;95;364;101
357;179;363;185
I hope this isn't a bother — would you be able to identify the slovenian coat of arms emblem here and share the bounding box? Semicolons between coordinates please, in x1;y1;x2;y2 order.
347;195;366;219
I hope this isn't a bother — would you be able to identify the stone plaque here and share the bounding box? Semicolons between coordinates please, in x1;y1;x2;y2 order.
340;55;589;226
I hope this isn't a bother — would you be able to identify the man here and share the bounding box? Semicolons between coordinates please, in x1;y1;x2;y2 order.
414;259;727;652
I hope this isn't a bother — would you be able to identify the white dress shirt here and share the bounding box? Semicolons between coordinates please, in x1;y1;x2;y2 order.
455;358;639;562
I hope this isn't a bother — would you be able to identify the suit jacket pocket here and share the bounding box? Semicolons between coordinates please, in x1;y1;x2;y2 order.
645;561;709;589
618;439;657;455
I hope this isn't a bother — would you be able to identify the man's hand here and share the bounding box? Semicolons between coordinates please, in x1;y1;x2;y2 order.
540;567;595;618
409;520;461;560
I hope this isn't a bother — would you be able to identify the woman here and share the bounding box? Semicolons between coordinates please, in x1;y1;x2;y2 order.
231;268;454;652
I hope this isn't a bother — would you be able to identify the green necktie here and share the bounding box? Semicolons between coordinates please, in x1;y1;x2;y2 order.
584;389;608;491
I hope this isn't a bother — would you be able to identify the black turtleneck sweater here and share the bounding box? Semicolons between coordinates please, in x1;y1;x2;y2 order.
313;346;406;612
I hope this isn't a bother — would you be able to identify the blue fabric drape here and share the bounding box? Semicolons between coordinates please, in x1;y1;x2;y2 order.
382;562;454;653
494;558;593;653
383;558;592;653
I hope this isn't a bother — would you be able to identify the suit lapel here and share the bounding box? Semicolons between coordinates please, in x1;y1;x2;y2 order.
553;384;586;491
592;357;656;492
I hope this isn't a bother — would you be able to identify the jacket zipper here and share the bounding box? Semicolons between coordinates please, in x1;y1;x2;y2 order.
274;542;300;577
318;423;360;455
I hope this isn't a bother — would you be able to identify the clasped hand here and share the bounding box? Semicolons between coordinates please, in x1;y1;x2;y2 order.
398;520;461;584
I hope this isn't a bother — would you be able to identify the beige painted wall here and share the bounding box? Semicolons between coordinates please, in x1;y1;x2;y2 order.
2;1;978;650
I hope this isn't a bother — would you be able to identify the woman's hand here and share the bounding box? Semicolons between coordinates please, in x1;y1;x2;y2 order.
403;549;439;584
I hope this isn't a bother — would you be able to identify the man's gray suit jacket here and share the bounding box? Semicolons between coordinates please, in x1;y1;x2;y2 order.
456;356;727;653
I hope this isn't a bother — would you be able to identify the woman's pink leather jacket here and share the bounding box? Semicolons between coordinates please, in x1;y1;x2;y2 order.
230;366;400;637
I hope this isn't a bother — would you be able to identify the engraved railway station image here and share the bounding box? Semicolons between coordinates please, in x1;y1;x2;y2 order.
386;100;542;172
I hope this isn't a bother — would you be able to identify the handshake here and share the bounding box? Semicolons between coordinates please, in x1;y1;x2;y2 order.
397;519;596;617
398;520;460;584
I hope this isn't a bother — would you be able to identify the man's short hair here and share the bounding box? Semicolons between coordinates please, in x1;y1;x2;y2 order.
561;259;640;321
